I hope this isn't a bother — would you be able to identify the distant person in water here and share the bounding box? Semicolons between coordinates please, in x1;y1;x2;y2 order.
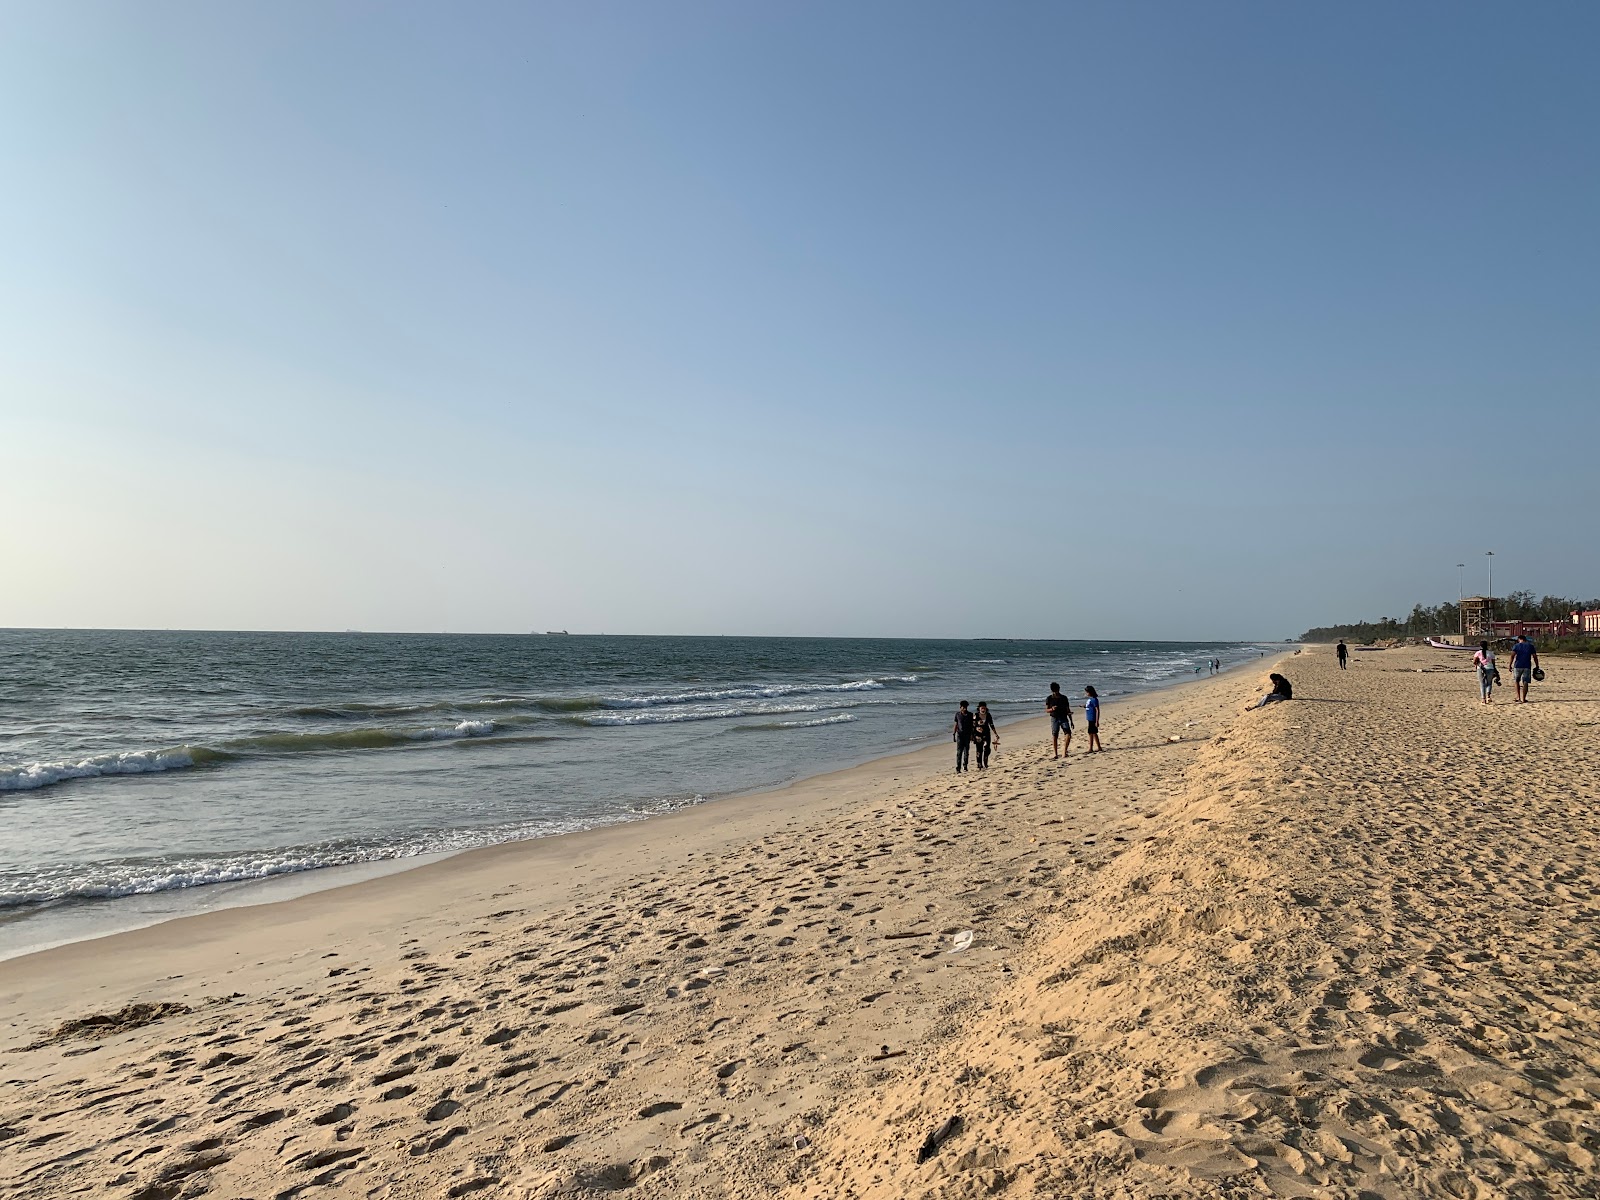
1509;635;1540;703
1336;640;1348;669
1472;642;1497;704
1083;686;1102;752
952;700;975;772
973;701;999;769
1045;683;1073;758
1248;673;1293;710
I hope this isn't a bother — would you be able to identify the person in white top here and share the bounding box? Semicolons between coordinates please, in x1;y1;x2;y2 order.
1472;641;1497;704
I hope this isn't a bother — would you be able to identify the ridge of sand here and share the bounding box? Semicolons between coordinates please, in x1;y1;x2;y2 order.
3;649;1596;1199
790;646;1600;1199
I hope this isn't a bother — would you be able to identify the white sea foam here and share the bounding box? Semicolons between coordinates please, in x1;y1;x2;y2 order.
782;713;855;728
0;748;201;793
409;719;498;740
585;702;823;727
0;794;713;908
602;678;895;709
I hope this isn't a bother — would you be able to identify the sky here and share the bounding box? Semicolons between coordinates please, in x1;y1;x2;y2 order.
2;2;1596;640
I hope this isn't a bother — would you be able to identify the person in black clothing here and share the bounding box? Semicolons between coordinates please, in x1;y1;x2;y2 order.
973;701;999;769
1336;640;1348;669
1045;682;1073;758
952;700;975;772
1248;673;1293;710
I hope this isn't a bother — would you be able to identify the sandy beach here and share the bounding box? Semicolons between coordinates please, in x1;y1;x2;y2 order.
4;646;1599;1199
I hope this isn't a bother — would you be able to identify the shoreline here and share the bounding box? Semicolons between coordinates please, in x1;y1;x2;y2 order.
0;657;1268;995
0;651;1276;964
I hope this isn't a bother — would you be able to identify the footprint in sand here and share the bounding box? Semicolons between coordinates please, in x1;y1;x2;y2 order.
424;1099;462;1122
311;1103;355;1126
408;1125;467;1156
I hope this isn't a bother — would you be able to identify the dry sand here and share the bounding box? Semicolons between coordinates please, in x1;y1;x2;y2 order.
3;648;1598;1199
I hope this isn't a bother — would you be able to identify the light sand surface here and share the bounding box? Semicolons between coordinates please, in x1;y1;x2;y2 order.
3;649;1598;1199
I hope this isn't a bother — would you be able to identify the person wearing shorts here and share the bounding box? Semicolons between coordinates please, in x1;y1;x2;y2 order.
1509;635;1540;703
1083;686;1102;752
1045;682;1073;758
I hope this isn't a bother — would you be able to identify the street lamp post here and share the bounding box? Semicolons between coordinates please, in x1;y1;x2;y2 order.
1486;551;1495;623
1457;564;1465;639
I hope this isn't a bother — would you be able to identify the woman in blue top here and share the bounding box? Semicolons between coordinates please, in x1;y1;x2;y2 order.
1083;686;1102;752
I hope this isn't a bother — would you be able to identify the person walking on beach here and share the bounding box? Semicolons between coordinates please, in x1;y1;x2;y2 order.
1473;641;1497;704
1509;635;1540;703
952;700;975;772
1083;686;1102;752
1336;640;1348;670
1247;673;1293;710
1045;683;1073;758
973;701;999;769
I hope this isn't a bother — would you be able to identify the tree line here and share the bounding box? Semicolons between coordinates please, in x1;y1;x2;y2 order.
1301;591;1600;643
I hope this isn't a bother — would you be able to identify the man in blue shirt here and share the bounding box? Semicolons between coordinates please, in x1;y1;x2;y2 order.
1509;635;1540;703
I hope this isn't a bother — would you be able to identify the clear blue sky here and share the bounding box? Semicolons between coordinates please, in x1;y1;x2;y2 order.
3;3;1596;638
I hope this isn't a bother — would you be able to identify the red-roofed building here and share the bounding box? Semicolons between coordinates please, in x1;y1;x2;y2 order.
1491;619;1577;639
1573;610;1600;637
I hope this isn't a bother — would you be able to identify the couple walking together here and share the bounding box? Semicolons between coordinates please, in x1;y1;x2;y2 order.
1474;635;1541;704
951;700;998;772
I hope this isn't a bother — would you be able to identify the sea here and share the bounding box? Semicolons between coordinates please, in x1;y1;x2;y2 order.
0;630;1277;959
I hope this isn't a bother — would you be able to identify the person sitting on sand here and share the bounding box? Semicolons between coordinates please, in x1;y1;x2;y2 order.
1248;673;1293;710
1045;683;1073;759
1083;686;1102;752
952;700;975;773
1472;641;1497;704
973;701;999;769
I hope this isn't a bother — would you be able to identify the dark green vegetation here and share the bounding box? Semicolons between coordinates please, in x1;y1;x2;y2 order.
1542;637;1600;655
1303;591;1600;644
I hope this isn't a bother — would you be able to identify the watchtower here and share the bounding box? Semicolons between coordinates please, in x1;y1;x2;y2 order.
1461;596;1496;641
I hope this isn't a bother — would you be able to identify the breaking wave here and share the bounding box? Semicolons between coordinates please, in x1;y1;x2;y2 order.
731;713;857;732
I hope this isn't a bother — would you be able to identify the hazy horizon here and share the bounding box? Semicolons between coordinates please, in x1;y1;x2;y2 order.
4;3;1596;641
5;626;1301;643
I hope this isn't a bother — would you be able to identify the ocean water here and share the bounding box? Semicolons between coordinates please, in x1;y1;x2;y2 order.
0;630;1274;956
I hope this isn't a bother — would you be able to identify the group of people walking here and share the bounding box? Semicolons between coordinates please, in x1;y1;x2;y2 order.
1334;634;1544;705
951;682;1102;772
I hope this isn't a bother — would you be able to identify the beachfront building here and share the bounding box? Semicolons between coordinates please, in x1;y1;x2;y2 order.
1490;619;1578;640
1573;609;1600;637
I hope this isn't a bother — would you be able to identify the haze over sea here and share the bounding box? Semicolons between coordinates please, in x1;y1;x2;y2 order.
0;629;1275;957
